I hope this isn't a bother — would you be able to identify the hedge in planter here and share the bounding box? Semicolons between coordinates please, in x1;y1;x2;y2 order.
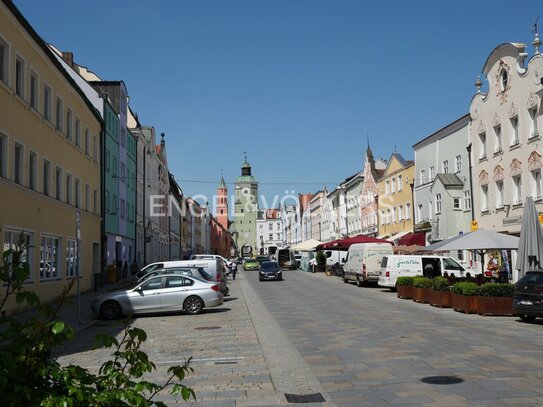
396;276;415;299
477;283;514;316
412;277;432;304
429;276;452;308
451;282;480;314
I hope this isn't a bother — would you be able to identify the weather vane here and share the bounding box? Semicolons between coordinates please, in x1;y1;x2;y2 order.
533;16;539;35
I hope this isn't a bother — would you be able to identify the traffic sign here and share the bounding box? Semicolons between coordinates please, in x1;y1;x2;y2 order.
539;213;543;225
471;221;478;231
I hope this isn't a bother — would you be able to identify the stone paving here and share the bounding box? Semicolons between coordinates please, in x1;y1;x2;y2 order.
51;268;543;406
247;270;543;407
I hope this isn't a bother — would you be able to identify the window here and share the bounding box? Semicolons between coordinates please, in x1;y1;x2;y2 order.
269;233;273;240
112;156;117;177
386;209;391;224
40;235;60;280
85;184;90;211
120;198;125;219
453;197;460;210
43;159;50;196
120;162;125;183
429;166;435;180
405;203;411;220
397;175;403;191
442;161;448;174
398;205;404;221
93;136;98;161
75;178;80;208
4;230;33;280
30;70;38;109
269;223;273;230
13;142;23;185
455;155;462;173
85;128;89;155
0;36;8;84
496;180;504;208
93;189;98;214
385;180;390;194
428;200;433;220
112;195;117;214
420;169;426;185
494;125;502;153
121;128;126;147
66;239;77;278
140;277;163;291
532;169;542;199
463;190;471;211
105;150;110;172
481;185;488;211
513;175;522;204
380;210;385;225
66;173;72;205
391;178;396;193
43;84;51;121
105;190;109;213
479;132;486;159
391;207;396;223
529;108;539;139
28;151;36;190
15;55;24;98
510;116;519;146
66;108;72;140
55;166;62;200
417;204;423;222
0;133;6;178
56;97;63;132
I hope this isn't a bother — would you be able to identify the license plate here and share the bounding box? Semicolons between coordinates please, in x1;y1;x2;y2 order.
520;300;533;305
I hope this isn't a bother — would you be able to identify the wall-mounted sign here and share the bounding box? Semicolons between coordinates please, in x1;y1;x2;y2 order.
503;215;522;226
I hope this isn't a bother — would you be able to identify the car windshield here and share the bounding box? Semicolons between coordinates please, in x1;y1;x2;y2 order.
517;272;543;284
261;262;279;271
443;257;464;271
246;259;258;263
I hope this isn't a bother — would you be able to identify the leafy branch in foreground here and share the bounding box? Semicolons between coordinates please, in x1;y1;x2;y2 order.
0;232;195;406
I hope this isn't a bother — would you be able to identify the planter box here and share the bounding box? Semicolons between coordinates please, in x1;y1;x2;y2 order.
452;293;478;314
477;296;513;316
429;290;452;308
397;285;413;299
413;287;431;303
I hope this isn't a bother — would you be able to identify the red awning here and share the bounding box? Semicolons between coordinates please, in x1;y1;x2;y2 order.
315;234;392;251
398;232;426;247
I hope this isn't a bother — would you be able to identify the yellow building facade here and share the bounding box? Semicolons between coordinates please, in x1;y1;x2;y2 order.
0;1;102;313
377;153;415;242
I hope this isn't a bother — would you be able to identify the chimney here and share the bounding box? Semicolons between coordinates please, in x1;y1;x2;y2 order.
61;51;74;67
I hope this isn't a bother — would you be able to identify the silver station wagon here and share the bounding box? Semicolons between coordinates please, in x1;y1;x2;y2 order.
91;274;223;319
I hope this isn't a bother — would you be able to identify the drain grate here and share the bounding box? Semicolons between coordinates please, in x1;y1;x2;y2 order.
285;393;326;403
194;326;222;330
421;376;464;385
215;361;238;365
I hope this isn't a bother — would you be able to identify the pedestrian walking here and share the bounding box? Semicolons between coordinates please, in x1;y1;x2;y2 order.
231;261;237;280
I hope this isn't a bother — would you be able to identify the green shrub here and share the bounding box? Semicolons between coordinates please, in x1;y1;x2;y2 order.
315;250;327;266
451;281;480;296
431;276;450;291
412;276;432;288
479;283;514;297
396;276;415;286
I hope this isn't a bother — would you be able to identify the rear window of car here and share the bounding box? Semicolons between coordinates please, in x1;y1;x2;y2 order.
518;272;543;284
381;257;388;267
199;269;213;281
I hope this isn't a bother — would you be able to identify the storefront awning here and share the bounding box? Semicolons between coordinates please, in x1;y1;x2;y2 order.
398;232;427;246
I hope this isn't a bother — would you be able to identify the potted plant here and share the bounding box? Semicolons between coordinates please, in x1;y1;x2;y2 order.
477;283;514;316
315;250;327;273
429;276;452;308
451;282;480;314
396;276;415;299
412;276;432;303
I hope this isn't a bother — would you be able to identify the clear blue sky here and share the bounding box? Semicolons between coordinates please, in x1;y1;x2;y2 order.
15;0;542;209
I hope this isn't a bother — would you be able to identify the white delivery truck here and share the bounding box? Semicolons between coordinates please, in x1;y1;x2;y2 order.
378;255;475;289
343;243;394;286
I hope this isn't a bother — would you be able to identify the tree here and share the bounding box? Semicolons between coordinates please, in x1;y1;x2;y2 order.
0;234;195;406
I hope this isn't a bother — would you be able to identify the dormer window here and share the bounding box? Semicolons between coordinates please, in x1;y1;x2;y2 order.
499;69;508;92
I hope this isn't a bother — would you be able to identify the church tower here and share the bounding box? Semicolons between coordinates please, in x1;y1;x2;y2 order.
216;176;228;230
234;155;259;254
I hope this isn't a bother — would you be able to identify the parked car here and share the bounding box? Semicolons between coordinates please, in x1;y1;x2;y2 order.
137;266;213;284
343;243;393;286
259;261;282;281
255;255;270;265
137;259;229;295
512;270;543;322
91;274;223;319
243;258;260;271
191;254;233;269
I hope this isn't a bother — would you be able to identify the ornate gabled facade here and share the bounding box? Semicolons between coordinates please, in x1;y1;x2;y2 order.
360;145;386;236
469;36;543;237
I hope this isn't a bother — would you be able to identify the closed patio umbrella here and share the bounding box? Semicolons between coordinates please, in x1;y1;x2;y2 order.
515;196;543;279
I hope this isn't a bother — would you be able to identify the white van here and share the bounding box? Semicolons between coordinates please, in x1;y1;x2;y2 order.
309;250;345;271
138;259;229;295
191;254;233;272
378;255;474;289
343;243;394;286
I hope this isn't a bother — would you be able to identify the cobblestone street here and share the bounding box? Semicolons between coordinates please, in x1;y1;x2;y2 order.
55;269;543;406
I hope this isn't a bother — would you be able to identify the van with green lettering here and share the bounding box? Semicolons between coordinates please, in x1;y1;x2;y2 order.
378;255;471;289
342;243;394;286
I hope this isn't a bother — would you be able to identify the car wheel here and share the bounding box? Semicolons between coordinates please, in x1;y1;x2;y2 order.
100;301;122;320
184;296;204;315
519;314;536;322
357;278;363;287
278;277;283;281
343;277;348;283
259;277;263;281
